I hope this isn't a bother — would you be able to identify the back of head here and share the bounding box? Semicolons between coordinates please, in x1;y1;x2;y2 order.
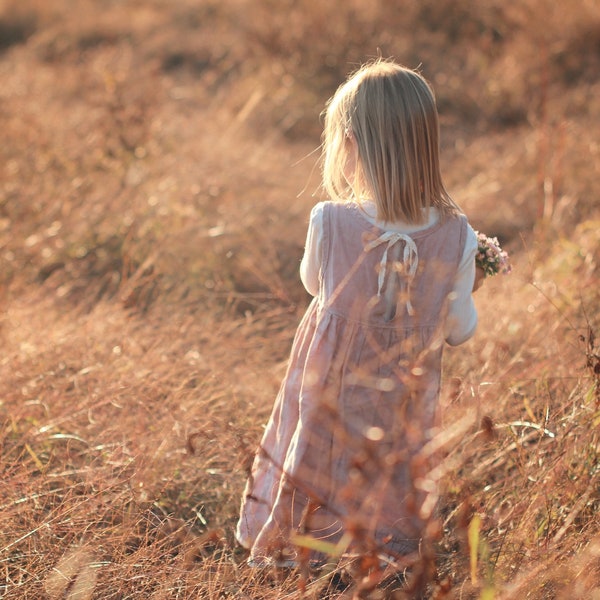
322;59;458;224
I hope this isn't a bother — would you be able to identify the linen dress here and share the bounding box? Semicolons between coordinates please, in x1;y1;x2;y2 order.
236;201;474;566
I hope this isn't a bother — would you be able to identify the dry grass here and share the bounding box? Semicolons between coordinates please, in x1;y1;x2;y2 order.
1;0;599;598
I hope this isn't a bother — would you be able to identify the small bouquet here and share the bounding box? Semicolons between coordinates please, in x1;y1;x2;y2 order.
475;231;511;277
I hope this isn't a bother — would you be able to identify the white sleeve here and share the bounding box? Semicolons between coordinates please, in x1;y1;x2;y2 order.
445;224;478;346
299;203;324;297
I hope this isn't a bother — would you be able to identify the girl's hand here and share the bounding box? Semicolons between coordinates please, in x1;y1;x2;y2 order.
473;266;485;292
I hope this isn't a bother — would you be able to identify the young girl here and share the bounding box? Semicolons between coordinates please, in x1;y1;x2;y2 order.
236;59;480;568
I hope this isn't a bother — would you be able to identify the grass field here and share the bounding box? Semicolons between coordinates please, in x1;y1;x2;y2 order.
1;0;599;598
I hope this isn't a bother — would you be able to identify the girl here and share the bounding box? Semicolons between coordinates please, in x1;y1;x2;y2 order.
236;59;480;568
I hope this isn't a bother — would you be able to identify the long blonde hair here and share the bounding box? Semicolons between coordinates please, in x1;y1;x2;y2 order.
322;59;459;224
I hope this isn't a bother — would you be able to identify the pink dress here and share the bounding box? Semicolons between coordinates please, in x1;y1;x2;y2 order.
236;201;472;566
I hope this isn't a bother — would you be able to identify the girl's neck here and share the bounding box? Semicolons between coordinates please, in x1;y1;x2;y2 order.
358;200;438;233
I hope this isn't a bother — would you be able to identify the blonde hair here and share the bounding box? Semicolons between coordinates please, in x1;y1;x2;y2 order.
322;59;459;224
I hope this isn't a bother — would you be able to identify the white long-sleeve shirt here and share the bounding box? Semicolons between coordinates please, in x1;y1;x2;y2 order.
299;201;478;346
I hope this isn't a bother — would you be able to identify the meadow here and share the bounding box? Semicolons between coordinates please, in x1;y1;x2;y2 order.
0;0;599;597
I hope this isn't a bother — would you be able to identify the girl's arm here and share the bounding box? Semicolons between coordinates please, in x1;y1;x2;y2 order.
445;225;478;346
299;203;324;296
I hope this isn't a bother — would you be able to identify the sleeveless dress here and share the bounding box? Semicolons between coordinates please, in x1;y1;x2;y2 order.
236;201;469;566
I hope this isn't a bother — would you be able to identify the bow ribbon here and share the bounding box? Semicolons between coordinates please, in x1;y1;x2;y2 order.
364;232;418;315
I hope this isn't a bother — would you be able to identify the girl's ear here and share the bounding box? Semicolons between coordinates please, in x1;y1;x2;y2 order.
342;138;357;186
345;131;358;155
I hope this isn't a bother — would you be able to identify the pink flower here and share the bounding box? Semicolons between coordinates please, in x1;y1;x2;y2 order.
474;231;511;277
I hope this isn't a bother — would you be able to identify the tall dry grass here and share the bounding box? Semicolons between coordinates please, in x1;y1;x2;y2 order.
1;0;599;597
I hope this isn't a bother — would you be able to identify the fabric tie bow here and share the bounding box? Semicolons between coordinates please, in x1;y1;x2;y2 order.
364;232;419;316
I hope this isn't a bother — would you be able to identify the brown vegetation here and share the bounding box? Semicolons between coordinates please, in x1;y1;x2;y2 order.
0;0;599;598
